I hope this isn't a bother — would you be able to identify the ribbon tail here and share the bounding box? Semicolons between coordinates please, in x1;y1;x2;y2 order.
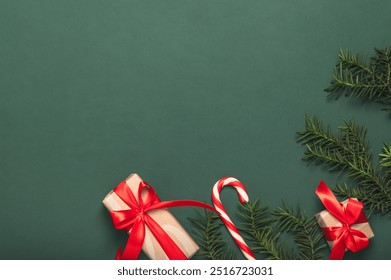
144;214;188;260
147;200;216;212
116;248;122;260
329;234;347;260
116;219;145;260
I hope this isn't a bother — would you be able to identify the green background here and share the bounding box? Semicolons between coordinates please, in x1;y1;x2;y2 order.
1;0;390;259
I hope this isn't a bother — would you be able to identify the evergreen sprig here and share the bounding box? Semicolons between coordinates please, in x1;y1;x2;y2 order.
325;46;391;108
272;203;326;260
380;144;391;167
190;200;326;260
239;200;292;260
297;115;391;215
189;210;236;260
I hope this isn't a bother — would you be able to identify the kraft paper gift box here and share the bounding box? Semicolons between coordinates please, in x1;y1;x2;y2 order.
103;173;199;260
315;198;375;249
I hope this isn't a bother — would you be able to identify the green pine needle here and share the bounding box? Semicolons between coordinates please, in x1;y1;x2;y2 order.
272;202;327;260
297;115;391;215
190;201;328;260
239;200;293;260
325;46;391;108
333;183;390;216
380;144;391;167
189;210;236;260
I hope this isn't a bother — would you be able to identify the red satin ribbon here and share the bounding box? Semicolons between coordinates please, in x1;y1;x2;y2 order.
110;180;216;260
316;181;369;260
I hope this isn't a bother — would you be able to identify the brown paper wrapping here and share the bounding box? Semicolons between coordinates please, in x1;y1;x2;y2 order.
103;173;199;260
315;198;374;249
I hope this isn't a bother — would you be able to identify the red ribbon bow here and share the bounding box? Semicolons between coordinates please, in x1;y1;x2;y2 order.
316;181;369;260
110;180;216;260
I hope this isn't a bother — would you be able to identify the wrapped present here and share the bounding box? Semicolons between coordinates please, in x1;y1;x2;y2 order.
103;173;215;260
315;181;374;260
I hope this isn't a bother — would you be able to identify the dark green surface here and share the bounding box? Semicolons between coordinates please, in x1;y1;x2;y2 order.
1;0;390;259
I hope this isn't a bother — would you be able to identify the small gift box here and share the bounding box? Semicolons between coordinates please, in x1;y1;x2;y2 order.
315;181;374;259
315;198;374;249
103;173;202;260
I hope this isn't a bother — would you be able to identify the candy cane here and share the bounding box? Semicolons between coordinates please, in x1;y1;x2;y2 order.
212;177;256;260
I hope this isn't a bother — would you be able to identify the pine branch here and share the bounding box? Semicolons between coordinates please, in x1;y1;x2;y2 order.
189;210;236;260
297;115;391;215
297;115;373;174
190;201;328;260
337;49;373;76
380;144;391;167
333;183;391;215
379;143;391;186
325;45;391;106
338;119;371;161
239;200;293;260
273;203;326;260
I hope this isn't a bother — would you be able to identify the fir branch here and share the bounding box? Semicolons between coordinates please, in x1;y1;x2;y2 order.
297;115;391;215
297;115;373;174
333;183;391;215
338;119;371;161
189;210;236;260
380;144;391;167
239;200;293;260
273;203;326;260
325;45;391;107
190;201;328;260
379;144;391;186
337;49;373;76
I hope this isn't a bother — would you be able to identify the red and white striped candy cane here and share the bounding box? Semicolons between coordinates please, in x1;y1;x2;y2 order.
212;177;256;260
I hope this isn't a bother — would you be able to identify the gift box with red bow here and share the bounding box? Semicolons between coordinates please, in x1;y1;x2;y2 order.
315;181;374;260
103;173;215;260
